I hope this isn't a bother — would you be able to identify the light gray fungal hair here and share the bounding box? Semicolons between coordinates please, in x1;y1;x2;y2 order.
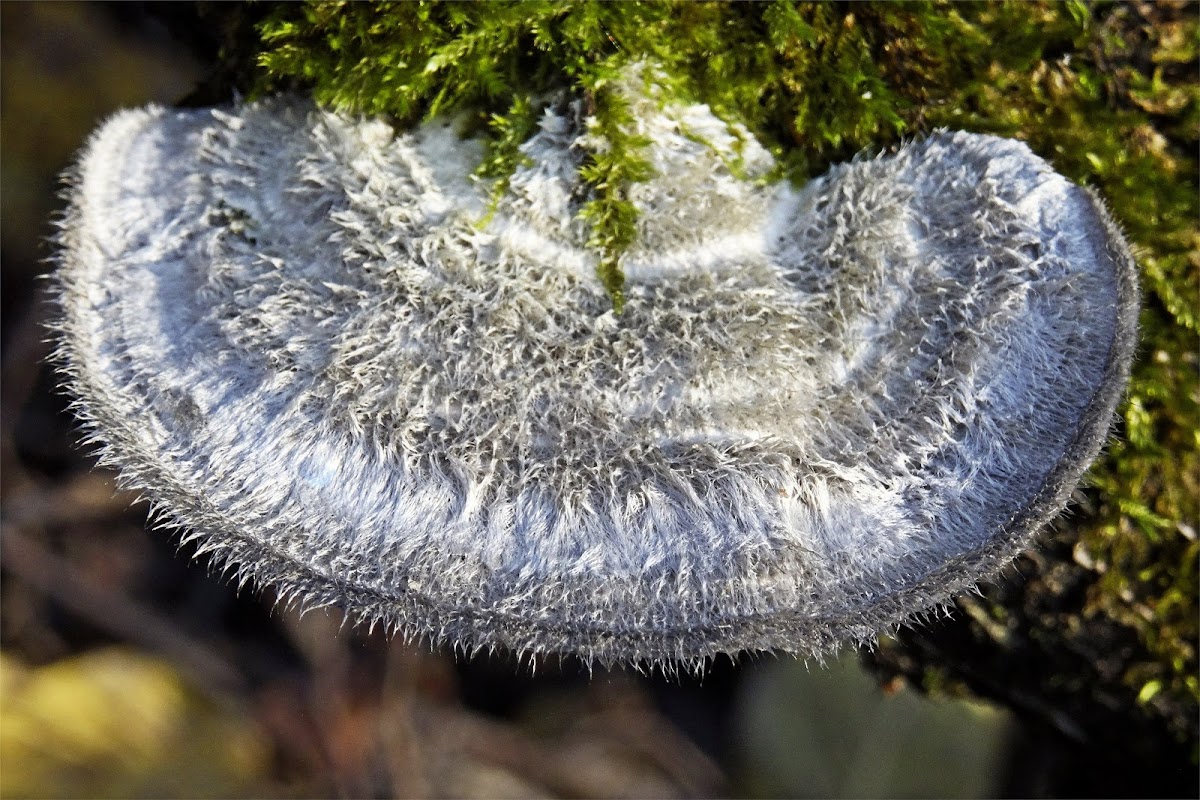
53;88;1138;668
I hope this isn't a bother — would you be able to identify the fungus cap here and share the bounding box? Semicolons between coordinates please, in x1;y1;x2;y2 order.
55;93;1138;666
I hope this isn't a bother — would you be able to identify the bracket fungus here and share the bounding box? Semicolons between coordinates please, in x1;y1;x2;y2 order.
54;86;1138;668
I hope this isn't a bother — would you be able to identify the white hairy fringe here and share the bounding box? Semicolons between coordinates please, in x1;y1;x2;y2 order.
50;82;1138;669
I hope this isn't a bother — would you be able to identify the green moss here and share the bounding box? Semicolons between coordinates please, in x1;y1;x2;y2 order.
249;0;1197;748
249;1;1020;304
253;1;688;311
474;93;539;224
576;80;654;315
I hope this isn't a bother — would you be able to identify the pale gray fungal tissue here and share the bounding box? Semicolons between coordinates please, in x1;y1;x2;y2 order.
53;87;1138;668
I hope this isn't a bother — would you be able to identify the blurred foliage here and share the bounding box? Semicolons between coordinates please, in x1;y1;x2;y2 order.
0;2;201;271
248;1;1198;757
734;654;1009;799
0;648;269;799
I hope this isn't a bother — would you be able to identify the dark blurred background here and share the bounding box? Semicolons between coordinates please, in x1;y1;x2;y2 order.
0;4;1017;797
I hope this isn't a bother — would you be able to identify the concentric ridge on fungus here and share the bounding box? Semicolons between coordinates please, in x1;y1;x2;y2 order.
53;90;1138;666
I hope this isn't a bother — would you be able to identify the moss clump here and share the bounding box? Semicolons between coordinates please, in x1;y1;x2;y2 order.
247;0;1196;774
254;1;675;311
251;1;1002;308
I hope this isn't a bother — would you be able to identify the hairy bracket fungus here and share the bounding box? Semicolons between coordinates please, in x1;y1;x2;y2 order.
54;80;1138;667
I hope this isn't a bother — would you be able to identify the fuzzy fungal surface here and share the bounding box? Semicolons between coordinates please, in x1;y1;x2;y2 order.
53;85;1138;667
